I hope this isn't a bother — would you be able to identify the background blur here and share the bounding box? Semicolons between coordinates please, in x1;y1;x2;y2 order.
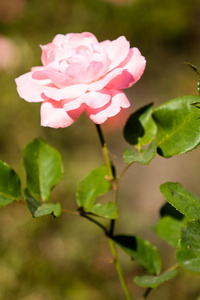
0;0;200;299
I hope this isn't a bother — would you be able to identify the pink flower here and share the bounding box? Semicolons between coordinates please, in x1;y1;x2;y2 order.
15;32;146;128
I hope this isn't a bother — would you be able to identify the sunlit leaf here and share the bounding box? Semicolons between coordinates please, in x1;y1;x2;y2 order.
85;202;118;219
124;103;157;146
113;235;161;275
0;161;21;207
23;138;63;201
176;220;200;273
154;216;183;247
134;268;178;288
76;165;111;208
123;140;156;165
153;96;200;157
24;189;61;218
160;182;200;220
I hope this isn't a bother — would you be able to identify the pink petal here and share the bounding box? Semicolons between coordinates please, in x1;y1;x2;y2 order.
84;89;111;108
100;36;130;72
86;89;130;124
88;68;124;91
43;83;88;100
106;48;146;89
41;100;84;128
106;70;134;90
65;32;99;48
33;67;75;88
65;60;105;84
62;89;111;111
15;71;53;103
119;47;146;86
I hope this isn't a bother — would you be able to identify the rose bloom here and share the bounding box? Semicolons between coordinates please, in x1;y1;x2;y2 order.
15;32;146;128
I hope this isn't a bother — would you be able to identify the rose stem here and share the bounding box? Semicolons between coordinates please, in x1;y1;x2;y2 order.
95;123;132;300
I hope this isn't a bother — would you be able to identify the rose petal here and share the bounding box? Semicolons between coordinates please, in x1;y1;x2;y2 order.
88;67;123;91
65;32;99;48
106;48;146;89
41;99;84;128
33;67;75;88
43;83;88;100
62;89;111;111
119;47;146;86
86;89;130;124
100;36;130;72
15;71;53;103
106;70;134;90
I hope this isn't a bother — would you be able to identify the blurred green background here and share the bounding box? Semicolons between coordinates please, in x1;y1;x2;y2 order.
0;0;200;299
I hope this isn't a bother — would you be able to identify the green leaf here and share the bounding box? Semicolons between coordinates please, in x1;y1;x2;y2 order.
176;220;200;273
0;161;21;207
134;268;178;288
153;95;200;157
160;182;200;220
124;103;157;146
113;235;161;275
76;165;111;208
123;140;156;165
23;138;63;201
24;189;61;218
154;216;183;247
85;202;118;219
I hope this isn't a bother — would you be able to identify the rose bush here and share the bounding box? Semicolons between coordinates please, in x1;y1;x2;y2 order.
15;32;146;128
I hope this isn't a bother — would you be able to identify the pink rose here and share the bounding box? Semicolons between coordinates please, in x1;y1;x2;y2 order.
15;32;146;128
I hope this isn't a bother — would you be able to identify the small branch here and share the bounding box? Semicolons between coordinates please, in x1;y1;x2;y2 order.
79;210;109;235
117;163;133;185
109;239;132;300
62;208;80;215
142;287;152;299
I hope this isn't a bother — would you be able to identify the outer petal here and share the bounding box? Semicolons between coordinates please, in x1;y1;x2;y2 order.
106;48;146;89
41;99;85;128
86;89;130;124
100;36;130;72
15;71;53;103
120;47;146;86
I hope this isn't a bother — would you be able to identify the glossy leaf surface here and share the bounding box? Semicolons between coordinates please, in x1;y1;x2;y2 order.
76;165;111;208
123;140;156;165
134;268;178;288
24;189;61;218
0;161;21;207
85;202;118;219
160;182;200;220
153;96;200;157
124;103;157;146
154;216;183;247
23;138;63;201
176;220;200;273
113;234;161;275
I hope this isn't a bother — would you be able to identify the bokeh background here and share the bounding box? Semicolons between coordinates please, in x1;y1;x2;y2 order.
0;0;200;299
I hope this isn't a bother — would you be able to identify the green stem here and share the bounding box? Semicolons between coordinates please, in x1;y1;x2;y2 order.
95;123;132;300
95;124;114;181
142;287;152;300
109;239;132;300
117;164;131;184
